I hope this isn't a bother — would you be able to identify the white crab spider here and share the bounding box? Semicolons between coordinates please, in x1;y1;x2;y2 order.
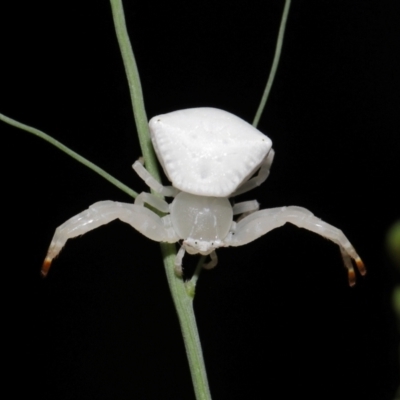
43;107;365;285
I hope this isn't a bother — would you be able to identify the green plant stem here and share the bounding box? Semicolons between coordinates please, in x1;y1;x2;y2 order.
109;0;160;182
0;112;137;199
253;0;291;128
161;245;212;400
109;1;212;399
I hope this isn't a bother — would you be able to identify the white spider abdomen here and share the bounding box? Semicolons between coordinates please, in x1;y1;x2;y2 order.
149;108;272;197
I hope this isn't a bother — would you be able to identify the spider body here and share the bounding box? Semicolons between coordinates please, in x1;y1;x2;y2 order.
43;108;365;285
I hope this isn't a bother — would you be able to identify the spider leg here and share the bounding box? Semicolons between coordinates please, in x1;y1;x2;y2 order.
174;247;218;278
232;200;259;215
135;191;170;213
203;250;218;270
133;160;179;197
231;148;275;196
225;205;365;286
42;200;179;276
174;246;186;276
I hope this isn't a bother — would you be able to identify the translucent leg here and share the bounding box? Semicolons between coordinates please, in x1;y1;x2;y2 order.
174;246;186;276
231;148;275;196
42;200;179;276
132;160;179;197
203;250;218;270
226;205;365;286
135;191;170;213
232;200;260;215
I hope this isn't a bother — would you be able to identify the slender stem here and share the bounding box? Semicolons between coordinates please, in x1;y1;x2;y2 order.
109;1;212;399
0;112;137;199
109;0;160;182
161;245;212;400
253;0;291;128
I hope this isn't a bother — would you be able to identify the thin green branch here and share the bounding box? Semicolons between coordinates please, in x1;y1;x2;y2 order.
0;112;137;198
109;0;161;183
109;1;212;399
161;245;212;400
253;0;291;128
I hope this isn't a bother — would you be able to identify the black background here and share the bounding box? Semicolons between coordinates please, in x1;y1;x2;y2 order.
2;1;399;399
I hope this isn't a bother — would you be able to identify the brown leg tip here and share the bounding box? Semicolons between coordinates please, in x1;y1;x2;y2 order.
348;269;356;287
41;258;52;278
356;258;366;276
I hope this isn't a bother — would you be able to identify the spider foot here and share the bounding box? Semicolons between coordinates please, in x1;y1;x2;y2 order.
347;267;356;287
355;257;366;276
345;258;365;287
41;257;52;278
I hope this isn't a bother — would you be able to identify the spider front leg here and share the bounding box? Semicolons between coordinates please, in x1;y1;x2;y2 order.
42;200;179;277
226;205;365;286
